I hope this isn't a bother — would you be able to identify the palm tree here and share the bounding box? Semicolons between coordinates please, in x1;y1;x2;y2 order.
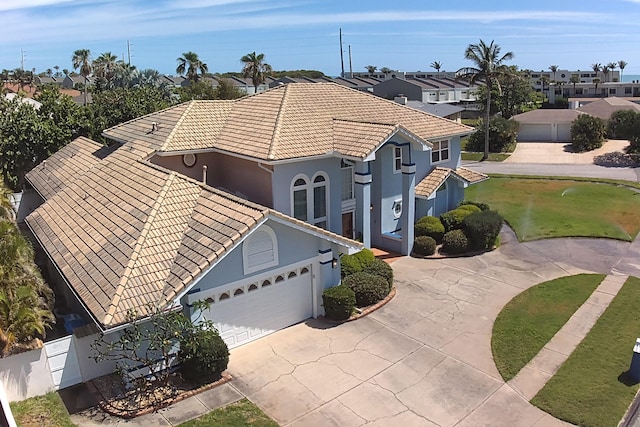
549;65;559;82
538;76;550;100
176;51;208;83
45;68;53;78
365;65;377;76
93;51;118;83
62;68;69;77
241;51;272;93
593;78;601;97
431;61;442;78
569;75;580;96
619;60;628;81
591;63;602;80
72;48;92;105
602;64;611;83
53;65;60;77
607;62;618;82
456;40;514;160
380;67;392;80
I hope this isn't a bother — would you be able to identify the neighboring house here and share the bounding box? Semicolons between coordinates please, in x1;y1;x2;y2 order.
512;109;584;142
332;76;383;92
162;75;186;87
373;77;478;104
402;99;464;123
23;82;485;351
35;76;63;86
62;75;92;89
4;93;42;109
575;97;640;120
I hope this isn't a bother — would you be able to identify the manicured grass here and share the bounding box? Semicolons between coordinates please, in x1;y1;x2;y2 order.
461;152;511;162
492;274;604;381
9;392;75;427
177;399;278;427
487;173;640;191
531;276;640;427
465;177;640;241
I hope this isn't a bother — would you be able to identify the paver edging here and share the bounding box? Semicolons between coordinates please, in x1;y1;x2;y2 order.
319;286;396;324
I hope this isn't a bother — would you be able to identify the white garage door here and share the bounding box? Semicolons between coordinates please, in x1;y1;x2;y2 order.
518;124;552;142
196;263;313;349
557;124;572;142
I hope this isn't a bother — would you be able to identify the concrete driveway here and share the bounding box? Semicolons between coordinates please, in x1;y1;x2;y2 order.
504;139;629;164
229;230;631;426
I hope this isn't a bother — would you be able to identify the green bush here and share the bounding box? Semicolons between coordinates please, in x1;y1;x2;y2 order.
179;324;229;382
362;258;393;290
466;116;519;153
607;109;640;140
413;235;437;256
460;200;490;212
340;248;375;278
415;216;445;242
440;205;481;232
343;272;389;307
442;229;469;254
463;210;503;250
322;285;356;320
571;114;606;152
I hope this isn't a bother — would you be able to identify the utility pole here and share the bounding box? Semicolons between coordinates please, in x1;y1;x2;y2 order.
20;49;25;71
339;28;345;78
348;45;353;79
127;40;132;66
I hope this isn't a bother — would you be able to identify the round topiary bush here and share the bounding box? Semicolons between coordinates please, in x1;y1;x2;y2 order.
343;272;389;307
179;325;229;383
362;258;394;291
413;235;437;256
415;216;445;243
441;229;469;254
440;205;481;232
463;210;504;251
460;200;490;212
571;114;606;152
322;285;356;320
340;248;375;278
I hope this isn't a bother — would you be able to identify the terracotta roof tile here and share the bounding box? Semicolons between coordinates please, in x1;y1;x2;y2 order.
416;167;488;198
452;167;489;184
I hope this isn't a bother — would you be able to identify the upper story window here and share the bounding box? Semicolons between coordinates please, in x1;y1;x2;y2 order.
431;140;450;164
292;177;308;221
243;225;279;274
341;160;354;201
393;146;402;174
291;173;329;229
312;174;328;229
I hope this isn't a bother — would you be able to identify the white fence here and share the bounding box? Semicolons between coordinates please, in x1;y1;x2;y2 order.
0;332;117;402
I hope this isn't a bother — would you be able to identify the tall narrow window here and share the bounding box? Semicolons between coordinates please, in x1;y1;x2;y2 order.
291;173;329;229
393;146;402;173
313;174;327;229
293;178;308;221
341;160;354;201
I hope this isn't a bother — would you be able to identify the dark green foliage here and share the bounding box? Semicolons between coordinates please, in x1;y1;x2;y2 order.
571;114;606;152
340;248;375;278
466;116;519;153
322;285;355;320
442;229;469;254
463;210;504;250
362;258;393;290
179;322;229;382
460;200;491;211
607;109;640;140
413;235;437;256
343;272;389;307
553;97;569;109
415;216;445;243
440;205;481;232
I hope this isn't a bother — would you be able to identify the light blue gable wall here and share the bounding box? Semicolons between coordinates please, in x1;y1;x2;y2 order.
428;135;462;170
271;157;342;236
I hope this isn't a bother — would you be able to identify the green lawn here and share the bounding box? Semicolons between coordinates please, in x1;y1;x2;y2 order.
9;392;76;427
532;276;640;427
465;177;640;241
177;399;278;427
461;152;511;162
492;274;604;381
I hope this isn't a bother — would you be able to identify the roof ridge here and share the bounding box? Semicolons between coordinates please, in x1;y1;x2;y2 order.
160;101;197;151
266;84;289;160
103;172;177;325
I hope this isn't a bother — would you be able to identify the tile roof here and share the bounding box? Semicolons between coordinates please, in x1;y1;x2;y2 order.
512;108;584;124
26;136;361;329
576;97;640;119
25;137;117;200
415;167;488;198
103;83;473;161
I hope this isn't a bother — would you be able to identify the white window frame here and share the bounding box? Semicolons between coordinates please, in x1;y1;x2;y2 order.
341;159;354;202
431;140;450;164
290;172;330;229
242;225;279;275
291;174;309;222
393;146;402;174
392;199;402;219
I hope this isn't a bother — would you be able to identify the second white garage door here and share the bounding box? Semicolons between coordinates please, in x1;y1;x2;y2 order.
517;124;553;142
198;263;313;349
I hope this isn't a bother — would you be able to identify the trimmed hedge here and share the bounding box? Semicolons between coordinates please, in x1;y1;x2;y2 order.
440;205;481;232
415;216;445;243
413;235;437;256
362;258;394;290
343;272;389;307
460;200;490;212
442;229;469;254
322;285;356;320
463;210;503;250
179;327;229;382
340;248;375;278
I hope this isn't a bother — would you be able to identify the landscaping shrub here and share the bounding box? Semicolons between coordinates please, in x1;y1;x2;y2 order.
340;248;375;278
179;325;229;382
441;229;469;254
460;200;490;212
322;285;356;320
466;116;519;153
571;114;606;152
607;109;640;140
440;205;481;232
362;258;394;290
415;216;445;242
463;210;504;250
413;235;437;256
343;272;389;307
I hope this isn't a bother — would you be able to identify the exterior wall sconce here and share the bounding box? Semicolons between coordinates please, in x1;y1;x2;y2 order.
332;258;338;269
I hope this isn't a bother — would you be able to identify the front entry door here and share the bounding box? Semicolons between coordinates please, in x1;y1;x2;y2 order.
342;211;354;239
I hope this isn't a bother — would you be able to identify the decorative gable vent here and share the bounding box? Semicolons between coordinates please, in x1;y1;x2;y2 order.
243;225;279;274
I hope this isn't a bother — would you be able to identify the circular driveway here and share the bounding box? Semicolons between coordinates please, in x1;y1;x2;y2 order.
228;230;632;426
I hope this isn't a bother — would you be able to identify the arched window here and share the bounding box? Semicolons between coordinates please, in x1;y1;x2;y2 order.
291;173;329;229
312;173;328;229
292;176;309;221
242;225;279;274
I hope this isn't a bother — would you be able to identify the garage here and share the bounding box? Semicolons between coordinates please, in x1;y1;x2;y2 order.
517;123;552;142
187;262;314;349
513;109;582;143
557;124;572;142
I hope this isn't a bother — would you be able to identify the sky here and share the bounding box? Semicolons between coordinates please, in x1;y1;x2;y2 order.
2;0;640;78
